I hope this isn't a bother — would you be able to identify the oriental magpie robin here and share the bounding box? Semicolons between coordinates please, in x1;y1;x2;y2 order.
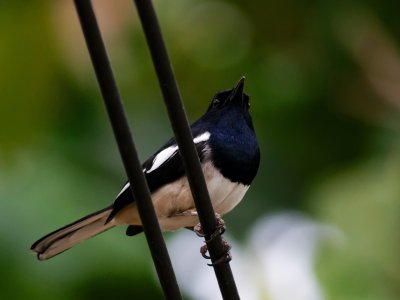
31;77;260;260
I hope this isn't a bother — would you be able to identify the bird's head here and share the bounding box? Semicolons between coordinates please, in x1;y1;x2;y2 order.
207;77;253;129
207;77;250;112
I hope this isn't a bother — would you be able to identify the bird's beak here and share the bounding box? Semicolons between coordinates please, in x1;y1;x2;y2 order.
228;76;245;103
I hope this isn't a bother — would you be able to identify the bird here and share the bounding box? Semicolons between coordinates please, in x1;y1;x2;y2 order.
31;77;260;261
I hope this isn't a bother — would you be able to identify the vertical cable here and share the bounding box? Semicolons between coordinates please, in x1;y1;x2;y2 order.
133;0;240;298
73;1;182;299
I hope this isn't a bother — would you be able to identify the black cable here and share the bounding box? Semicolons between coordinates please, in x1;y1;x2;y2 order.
133;0;240;299
73;1;182;299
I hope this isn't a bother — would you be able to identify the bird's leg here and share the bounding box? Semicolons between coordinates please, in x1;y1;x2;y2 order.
179;210;226;240
192;213;232;266
182;212;232;265
193;213;225;239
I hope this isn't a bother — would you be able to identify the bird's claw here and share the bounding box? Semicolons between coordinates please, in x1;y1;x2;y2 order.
208;252;232;266
194;213;232;266
194;213;225;242
200;239;232;266
200;244;210;259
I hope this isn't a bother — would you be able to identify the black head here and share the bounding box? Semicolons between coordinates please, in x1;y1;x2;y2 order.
207;77;253;127
208;77;250;112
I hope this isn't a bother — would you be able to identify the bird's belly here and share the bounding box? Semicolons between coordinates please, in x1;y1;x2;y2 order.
215;183;249;216
117;162;249;231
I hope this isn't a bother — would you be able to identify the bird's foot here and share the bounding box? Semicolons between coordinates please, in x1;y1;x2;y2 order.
193;213;231;266
193;213;225;240
200;239;232;266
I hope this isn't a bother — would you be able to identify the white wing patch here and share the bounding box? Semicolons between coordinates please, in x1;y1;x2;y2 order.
117;182;130;197
145;131;211;174
193;131;211;144
146;145;179;174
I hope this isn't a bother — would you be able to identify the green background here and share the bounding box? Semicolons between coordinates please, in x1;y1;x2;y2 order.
1;0;399;299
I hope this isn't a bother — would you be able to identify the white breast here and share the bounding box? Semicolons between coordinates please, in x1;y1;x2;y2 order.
153;161;249;230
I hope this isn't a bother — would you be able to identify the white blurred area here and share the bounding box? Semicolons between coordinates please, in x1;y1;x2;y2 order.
167;212;344;300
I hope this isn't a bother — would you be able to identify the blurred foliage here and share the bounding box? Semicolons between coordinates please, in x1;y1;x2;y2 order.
0;0;399;299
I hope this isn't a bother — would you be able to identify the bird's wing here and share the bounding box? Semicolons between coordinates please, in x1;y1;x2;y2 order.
108;130;211;222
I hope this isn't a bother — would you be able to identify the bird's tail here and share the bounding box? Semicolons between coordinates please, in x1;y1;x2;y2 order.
31;206;115;260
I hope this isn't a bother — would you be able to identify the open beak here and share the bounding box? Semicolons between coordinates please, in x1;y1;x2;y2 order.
228;76;245;103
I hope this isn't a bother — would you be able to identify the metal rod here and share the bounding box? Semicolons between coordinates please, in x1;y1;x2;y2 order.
133;0;240;298
73;1;182;299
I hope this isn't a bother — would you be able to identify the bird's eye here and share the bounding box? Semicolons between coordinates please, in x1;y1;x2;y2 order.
213;99;220;107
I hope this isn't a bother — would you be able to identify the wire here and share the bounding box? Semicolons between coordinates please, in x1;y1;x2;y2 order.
73;1;182;299
133;0;240;299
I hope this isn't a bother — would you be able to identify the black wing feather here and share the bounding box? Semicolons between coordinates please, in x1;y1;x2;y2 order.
108;129;209;221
